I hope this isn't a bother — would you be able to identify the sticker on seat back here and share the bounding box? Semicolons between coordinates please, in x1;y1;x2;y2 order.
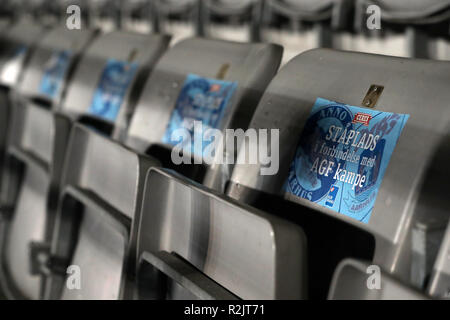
162;73;238;158
39;50;72;99
88;59;138;122
285;98;409;223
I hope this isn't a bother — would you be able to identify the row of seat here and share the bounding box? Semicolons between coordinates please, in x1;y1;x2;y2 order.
3;0;450;62
0;20;448;300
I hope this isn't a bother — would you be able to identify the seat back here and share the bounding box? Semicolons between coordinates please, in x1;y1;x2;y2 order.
0;27;96;300
228;49;450;287
153;0;200;44
16;27;97;105
363;0;450;21
328;258;427;300
202;0;262;42
124;37;282;191
262;0;353;64
44;124;158;300
59;30;170;137
135;168;307;299
0;21;45;88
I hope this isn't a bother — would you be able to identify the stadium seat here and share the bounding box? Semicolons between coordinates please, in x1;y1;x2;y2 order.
152;0;201;45
201;0;263;42
0;21;46;189
262;0;354;64
328;258;427;300
354;0;450;59
0;29;170;300
123;37;282;192
227;48;450;298
41;124;159;300
121;0;152;33
0;26;96;300
135;167;307;299
59;30;170;135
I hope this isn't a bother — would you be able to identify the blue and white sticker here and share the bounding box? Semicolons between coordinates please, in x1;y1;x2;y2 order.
39;50;72;99
88;59;138;122
162;73;238;157
285;98;409;223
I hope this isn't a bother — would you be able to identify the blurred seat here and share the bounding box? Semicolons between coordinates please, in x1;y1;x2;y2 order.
427;219;450;299
201;0;263;42
135;167;307;299
41;124;159;300
86;0;122;32
123;37;282;192
0;21;46;172
59;30;170;137
328;258;427;300
262;0;354;64
121;0;152;33
354;0;450;59
0;29;170;300
0;26;96;300
0;21;46;209
227;48;450;298
151;0;201;45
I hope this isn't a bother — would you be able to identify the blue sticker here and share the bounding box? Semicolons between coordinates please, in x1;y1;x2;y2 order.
162;73;238;157
88;59;138;121
285;98;409;223
39;50;72;99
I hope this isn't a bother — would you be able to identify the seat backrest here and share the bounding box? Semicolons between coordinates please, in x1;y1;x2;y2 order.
202;0;262;42
135;167;307;299
59;31;170;134
0;28;97;300
124;37;282;190
428;220;450;299
328;258;427;300
1;101;71;300
16;27;97;105
228;48;450;285
45;124;158;300
368;0;450;20
0;21;46;89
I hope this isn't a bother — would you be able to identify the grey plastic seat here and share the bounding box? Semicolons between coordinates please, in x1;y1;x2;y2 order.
428;220;450;299
201;0;263;42
354;0;450;59
0;29;170;300
328;258;427;300
0;21;46;186
121;0;151;33
151;0;200;45
262;0;354;64
0;27;96;300
123;37;282;192
135;167;307;299
59;30;171;136
41;124;159;300
228;49;450;296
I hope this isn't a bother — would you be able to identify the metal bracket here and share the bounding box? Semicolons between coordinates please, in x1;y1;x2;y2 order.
362;84;384;108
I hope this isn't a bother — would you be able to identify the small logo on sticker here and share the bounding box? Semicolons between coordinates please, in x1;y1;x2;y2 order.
325;186;339;207
210;84;221;92
352;112;372;126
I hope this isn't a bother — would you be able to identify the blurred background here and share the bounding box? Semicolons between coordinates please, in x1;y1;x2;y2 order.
1;0;450;65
